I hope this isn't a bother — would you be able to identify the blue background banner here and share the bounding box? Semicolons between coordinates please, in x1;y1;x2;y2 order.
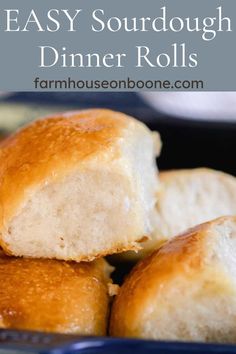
0;0;234;91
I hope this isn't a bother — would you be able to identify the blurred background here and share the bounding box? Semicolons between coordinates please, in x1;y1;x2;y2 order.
0;92;236;174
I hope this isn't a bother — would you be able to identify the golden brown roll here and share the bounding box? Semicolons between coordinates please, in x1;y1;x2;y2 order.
110;216;236;342
0;255;112;334
0;109;161;261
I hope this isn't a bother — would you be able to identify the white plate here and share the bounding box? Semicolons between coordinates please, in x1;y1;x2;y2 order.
140;92;236;123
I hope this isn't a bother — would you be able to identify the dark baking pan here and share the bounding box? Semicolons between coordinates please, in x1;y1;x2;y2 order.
1;329;236;354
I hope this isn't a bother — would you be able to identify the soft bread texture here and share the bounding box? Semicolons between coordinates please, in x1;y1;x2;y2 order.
0;256;112;334
110;216;236;342
155;168;236;241
0;109;161;261
125;168;236;260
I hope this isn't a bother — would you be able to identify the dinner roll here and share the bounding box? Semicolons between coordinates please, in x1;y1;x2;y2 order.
110;216;236;342
0;109;161;261
0;255;112;334
126;168;236;260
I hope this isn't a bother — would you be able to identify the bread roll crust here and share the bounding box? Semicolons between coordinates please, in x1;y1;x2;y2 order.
0;255;112;334
0;109;128;233
110;216;236;342
0;109;161;261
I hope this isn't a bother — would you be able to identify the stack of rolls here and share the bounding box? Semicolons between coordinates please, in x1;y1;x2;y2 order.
1;108;236;343
0;109;161;335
